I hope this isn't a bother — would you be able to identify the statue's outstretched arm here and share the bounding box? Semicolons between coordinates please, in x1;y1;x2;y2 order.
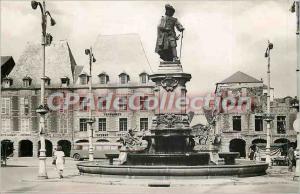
175;19;184;32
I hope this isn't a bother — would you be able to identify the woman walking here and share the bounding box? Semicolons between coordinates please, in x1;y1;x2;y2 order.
53;145;65;178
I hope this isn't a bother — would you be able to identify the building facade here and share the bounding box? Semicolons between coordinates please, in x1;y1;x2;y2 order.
1;36;155;158
214;71;297;158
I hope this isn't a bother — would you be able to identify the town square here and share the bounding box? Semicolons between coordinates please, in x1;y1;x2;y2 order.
1;1;300;193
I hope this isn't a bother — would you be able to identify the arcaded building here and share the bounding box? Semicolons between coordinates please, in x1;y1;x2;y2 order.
1;34;155;158
214;71;298;158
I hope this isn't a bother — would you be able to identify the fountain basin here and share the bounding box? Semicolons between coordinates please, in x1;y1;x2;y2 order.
127;153;210;165
77;160;268;177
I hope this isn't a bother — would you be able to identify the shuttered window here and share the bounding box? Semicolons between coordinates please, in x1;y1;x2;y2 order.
1;98;10;114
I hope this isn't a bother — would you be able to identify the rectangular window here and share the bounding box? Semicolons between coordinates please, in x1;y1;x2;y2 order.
59;115;68;133
141;75;147;84
140;118;148;131
100;76;106;84
23;80;30;87
232;116;241;131
98;118;106;131
255;116;263;131
80;97;88;111
119;96;127;111
119;118;127;131
20;97;29;115
79;118;88;132
98;97;107;110
61;78;69;87
80;76;88;85
1;97;10;114
20;118;30;132
277;116;286;134
120;76;127;84
140;96;148;110
1;118;10;132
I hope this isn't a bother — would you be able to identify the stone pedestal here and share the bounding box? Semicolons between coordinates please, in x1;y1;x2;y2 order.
147;61;193;155
149;61;191;115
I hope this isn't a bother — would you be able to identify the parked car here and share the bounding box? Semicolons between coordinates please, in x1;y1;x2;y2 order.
70;142;121;161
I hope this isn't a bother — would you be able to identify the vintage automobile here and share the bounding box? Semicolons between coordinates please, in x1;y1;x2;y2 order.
70;142;121;161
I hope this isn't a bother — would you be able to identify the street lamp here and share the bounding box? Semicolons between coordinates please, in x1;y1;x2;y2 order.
264;40;273;167
85;47;96;161
31;0;56;179
290;0;300;181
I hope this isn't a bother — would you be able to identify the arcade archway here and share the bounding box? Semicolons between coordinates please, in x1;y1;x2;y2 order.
229;139;246;157
57;140;71;157
19;140;33;157
1;140;14;157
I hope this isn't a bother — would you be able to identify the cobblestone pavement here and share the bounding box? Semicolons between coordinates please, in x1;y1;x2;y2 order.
0;157;299;194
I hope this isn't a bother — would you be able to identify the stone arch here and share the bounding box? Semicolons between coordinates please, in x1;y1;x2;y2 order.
57;140;72;157
38;139;53;157
75;139;88;143
274;138;290;144
96;139;110;143
19;140;33;157
251;139;266;152
1;139;14;157
252;138;267;144
229;138;246;157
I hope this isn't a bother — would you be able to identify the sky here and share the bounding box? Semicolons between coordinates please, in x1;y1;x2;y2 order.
0;0;298;98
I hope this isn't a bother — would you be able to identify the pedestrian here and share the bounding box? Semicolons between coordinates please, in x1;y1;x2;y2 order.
287;146;295;172
53;145;65;178
255;147;260;162
249;148;255;160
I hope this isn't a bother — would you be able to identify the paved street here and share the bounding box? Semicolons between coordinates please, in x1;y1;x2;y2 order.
0;157;299;194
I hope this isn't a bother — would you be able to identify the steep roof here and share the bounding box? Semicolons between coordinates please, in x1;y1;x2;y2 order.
218;71;262;84
1;56;15;77
1;56;12;66
78;34;151;85
9;40;80;87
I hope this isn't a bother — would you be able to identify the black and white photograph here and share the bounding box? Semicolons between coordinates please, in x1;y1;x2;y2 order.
1;0;300;194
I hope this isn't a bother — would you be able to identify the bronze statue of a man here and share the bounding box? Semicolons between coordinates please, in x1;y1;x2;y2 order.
155;4;184;62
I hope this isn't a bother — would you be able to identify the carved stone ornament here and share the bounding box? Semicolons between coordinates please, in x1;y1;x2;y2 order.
161;76;178;92
157;113;181;128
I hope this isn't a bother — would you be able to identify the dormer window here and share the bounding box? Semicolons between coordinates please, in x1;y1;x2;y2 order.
61;77;70;87
22;76;32;87
119;72;130;84
98;72;109;84
2;76;13;88
139;72;149;84
79;73;89;85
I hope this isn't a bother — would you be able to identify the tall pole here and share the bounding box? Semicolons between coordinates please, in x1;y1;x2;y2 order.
39;0;47;179
291;0;300;181
31;0;55;179
85;47;96;161
264;41;273;167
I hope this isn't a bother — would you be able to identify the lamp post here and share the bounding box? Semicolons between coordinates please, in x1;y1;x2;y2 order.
31;0;56;179
264;40;274;167
85;47;96;161
290;0;300;181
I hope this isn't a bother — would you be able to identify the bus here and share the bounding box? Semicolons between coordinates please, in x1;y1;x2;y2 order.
70;142;121;161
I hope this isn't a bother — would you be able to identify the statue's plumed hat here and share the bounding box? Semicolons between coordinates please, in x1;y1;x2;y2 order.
165;4;175;13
